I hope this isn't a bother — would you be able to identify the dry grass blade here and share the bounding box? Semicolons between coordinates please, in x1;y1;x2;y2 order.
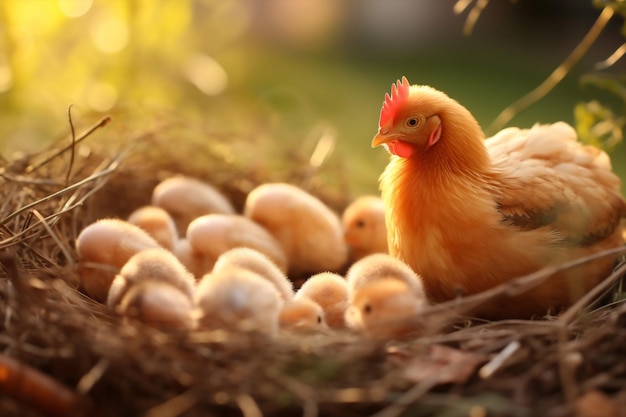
460;0;489;36
0;154;123;236
144;390;199;417
24;115;111;174
487;6;615;134
478;340;521;379
595;42;626;70
31;209;73;267
1;112;625;417
414;245;626;324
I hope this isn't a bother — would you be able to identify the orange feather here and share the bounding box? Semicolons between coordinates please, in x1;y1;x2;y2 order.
372;78;626;319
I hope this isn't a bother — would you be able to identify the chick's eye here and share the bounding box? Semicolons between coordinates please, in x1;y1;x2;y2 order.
406;117;420;127
356;219;366;228
363;304;372;314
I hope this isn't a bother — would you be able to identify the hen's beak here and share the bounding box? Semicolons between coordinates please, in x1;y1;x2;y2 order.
371;127;392;148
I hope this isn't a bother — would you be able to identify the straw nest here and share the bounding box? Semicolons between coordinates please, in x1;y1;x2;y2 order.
0;115;625;417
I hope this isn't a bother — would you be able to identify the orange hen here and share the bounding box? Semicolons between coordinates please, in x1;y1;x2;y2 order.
372;77;626;319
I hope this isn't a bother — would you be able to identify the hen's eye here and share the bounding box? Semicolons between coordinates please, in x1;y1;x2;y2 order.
356;219;366;228
406;117;420;127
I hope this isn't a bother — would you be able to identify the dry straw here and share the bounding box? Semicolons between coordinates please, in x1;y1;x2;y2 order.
0;114;625;417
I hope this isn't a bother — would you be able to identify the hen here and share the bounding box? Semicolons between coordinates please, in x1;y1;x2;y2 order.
372;77;626;319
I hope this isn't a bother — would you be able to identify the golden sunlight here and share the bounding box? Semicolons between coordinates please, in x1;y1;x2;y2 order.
90;14;129;54
57;0;93;18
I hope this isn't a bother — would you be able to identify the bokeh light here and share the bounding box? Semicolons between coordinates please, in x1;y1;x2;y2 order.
90;13;129;54
183;53;229;96
58;0;93;18
0;0;623;193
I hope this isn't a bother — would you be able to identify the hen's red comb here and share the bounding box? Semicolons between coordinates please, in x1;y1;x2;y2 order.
379;76;410;128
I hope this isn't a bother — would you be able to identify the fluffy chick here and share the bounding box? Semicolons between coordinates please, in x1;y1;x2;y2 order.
194;267;283;337
345;279;425;338
342;196;388;262
295;272;348;329
75;218;161;301
212;247;294;301
127;205;178;251
244;183;348;276
345;253;426;298
173;238;214;280
117;281;195;331
107;247;196;310
152;176;235;235
279;298;327;330
185;214;288;278
344;254;428;338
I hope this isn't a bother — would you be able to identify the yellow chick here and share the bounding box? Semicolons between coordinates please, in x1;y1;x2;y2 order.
127;205;178;251
194;267;283;337
212;247;294;301
345;253;426;297
279;298;327;330
244;183;348;276
107;247;196;310
344;254;428;338
342;196;388;262
295;272;348;329
172;238;214;280
117;281;195;331
185;214;288;277
75;218;161;301
345;279;425;338
151;176;235;235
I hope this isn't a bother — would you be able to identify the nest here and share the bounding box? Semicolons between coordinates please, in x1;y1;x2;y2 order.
1;115;625;417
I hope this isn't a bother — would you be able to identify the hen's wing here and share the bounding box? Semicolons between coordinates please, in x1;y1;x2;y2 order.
486;122;626;246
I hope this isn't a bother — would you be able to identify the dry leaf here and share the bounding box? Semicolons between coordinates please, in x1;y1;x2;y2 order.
403;344;485;385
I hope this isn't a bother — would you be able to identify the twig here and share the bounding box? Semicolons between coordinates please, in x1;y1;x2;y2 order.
453;0;473;15
0;173;60;186
0;352;92;417
308;126;336;170
0;335;72;358
487;6;615;134
25;115;111;174
144;389;199;417
559;261;626;326
416;245;626;321
0;154;123;228
31;209;74;269
456;0;489;36
478;340;521;379
554;261;626;409
76;358;110;395
595;42;626;70
236;393;264;417
65;105;77;187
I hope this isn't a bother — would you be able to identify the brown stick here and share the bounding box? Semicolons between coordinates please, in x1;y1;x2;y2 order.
487;6;615;134
0;353;93;417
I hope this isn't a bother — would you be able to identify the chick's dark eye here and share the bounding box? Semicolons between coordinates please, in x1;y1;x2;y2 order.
406;117;419;127
317;316;323;324
356;219;366;228
363;304;372;314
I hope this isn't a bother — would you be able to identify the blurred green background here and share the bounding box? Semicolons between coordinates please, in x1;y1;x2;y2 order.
0;0;624;195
